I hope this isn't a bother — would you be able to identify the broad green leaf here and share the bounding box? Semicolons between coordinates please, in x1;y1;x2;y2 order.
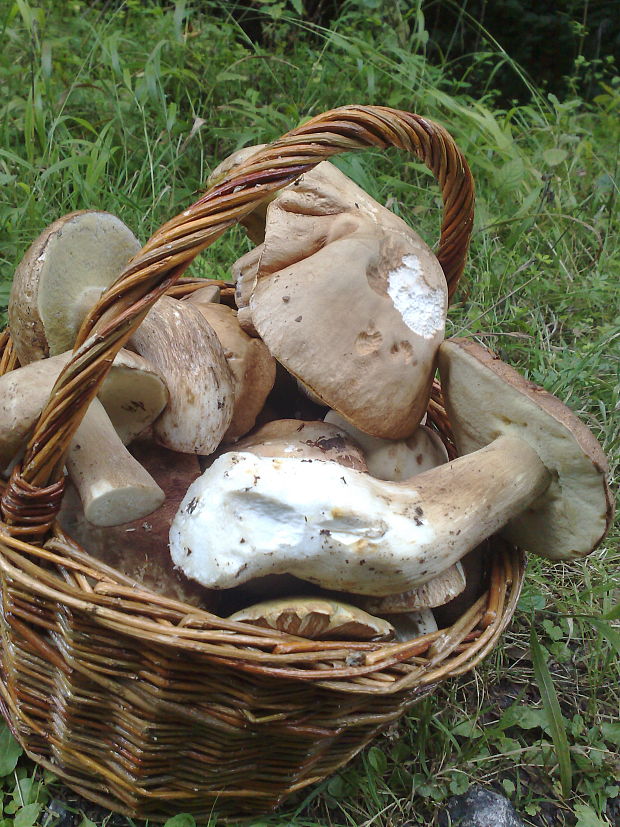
0;725;22;776
530;627;572;797
289;0;304;14
14;804;41;827
574;803;610;827
162;816;196;827
600;722;620;747
542;148;568;166
603;603;620;620
452;720;483;739
367;746;387;774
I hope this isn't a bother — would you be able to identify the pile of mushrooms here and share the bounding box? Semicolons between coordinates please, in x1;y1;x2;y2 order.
2;151;613;642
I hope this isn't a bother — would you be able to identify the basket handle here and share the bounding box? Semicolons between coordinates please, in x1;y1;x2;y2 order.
1;105;474;538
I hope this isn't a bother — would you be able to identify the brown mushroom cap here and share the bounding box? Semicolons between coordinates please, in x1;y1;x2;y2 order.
249;162;447;438
59;439;216;608
357;562;466;614
8;210;141;363
325;410;448;480
207;144;270;244
184;290;276;441
228;597;394;640
129;296;236;454
233;419;368;470
438;338;614;559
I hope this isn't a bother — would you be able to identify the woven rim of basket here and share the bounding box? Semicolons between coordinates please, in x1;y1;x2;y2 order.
0;105;526;694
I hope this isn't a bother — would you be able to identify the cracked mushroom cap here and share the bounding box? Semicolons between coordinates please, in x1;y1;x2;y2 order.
438;338;614;560
248;162;447;438
228;597;394;641
184;290;276;441
9;210;141;363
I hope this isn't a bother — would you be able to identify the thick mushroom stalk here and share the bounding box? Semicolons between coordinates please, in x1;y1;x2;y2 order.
169;437;549;595
67;399;164;526
0;349;168;526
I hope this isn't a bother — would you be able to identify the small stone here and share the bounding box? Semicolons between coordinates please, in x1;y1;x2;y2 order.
438;785;525;827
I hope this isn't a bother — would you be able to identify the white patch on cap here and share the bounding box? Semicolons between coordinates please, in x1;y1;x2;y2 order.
387;254;446;339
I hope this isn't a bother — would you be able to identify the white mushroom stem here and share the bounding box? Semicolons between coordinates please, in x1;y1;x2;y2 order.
66;399;164;527
170;436;550;594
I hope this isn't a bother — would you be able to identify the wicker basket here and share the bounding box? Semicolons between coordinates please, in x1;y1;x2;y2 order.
0;106;525;821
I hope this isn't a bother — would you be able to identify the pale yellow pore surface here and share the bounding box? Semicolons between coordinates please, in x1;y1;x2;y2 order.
9;211;141;363
438;339;613;560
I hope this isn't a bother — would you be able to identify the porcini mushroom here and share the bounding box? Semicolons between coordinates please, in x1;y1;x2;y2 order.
0;348;168;525
8;210;141;364
325;409;467;613
438;338;613;559
228;597;394;641
233;419;368;470
184;288;276;441
324;410;448;480
247;160;448;438
0;348;167;468
170;344;612;592
59;439;215;607
128;295;235;454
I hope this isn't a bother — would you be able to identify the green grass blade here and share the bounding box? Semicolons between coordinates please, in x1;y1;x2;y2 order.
588;619;620;655
530;627;573;797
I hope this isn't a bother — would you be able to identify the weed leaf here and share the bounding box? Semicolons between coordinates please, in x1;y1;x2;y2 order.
530;627;572;797
0;725;22;776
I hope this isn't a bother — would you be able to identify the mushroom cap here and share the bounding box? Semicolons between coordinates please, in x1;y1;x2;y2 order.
438;338;614;560
249;163;447;438
358;562;466;614
129;296;235;454
183;295;276;442
0;348;167;470
325;410;448;480
233;419;368;470
8;210;141;363
208;144;270;244
228;597;394;641
59;439;215;609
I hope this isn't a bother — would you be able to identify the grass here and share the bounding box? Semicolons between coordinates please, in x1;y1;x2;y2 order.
0;1;618;825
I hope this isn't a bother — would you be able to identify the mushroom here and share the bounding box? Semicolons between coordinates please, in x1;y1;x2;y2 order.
0;348;167;468
0;348;168;525
66;399;165;526
231;246;261;337
246;160;448;438
58;439;216;608
438;338;613;560
358;562;466;615
324;410;448;480
8;210;141;364
233;419;368;470
221;419;368;599
207;144;270;245
325;409;466;614
184;288;276;441
390;608;438;643
228;597;394;641
128;295;235;454
169;344;612;592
